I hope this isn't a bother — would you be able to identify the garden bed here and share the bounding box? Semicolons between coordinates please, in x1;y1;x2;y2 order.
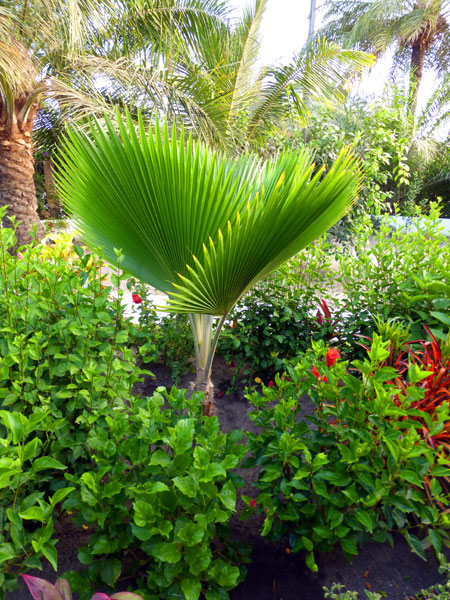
8;357;449;600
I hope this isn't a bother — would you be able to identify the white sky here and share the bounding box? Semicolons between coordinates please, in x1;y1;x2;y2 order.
229;0;440;116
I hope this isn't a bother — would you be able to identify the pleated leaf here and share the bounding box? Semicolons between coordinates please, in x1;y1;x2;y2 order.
56;110;361;316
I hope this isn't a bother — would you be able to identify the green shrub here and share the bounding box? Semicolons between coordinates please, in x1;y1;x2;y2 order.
0;410;73;598
242;336;450;572
127;279;194;383
335;204;450;344
217;236;337;383
0;217;147;469
63;387;249;600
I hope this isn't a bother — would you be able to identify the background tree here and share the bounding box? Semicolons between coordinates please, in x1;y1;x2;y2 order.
319;0;450;115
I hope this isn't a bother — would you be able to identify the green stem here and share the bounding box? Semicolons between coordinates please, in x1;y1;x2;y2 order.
189;313;227;382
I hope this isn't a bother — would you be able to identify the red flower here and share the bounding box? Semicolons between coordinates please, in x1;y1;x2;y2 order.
268;380;274;387
312;365;320;379
132;293;142;304
323;375;328;383
316;310;323;325
250;499;256;507
326;348;340;367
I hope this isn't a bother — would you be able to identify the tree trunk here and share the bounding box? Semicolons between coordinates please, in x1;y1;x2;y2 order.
0;119;44;246
309;0;316;38
409;43;426;117
43;159;61;218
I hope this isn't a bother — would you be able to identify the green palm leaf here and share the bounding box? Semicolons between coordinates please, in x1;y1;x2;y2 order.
56;110;361;316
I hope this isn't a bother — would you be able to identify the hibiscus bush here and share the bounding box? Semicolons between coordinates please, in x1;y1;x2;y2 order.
242;337;450;571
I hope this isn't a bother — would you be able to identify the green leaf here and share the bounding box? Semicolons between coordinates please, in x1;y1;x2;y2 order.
51;487;75;507
340;537;358;556
18;506;46;522
173;475;198;498
355;509;373;533
42;542;58;571
57;112;361;317
398;470;423;487
218;481;236;511
32;457;66;473
101;557;122;586
429;529;442;554
0;543;16;562
181;578;202;600
405;533;426;561
152;542;181;564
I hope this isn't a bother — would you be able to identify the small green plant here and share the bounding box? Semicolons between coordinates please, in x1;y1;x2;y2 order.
128;279;194;383
63;387;249;600
22;573;143;600
323;583;382;599
0;215;148;469
242;337;450;572
0;411;74;597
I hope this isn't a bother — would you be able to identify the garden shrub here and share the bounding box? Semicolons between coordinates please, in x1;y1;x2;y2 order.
217;236;336;383
0;217;147;469
335;204;450;344
0;410;73;598
242;336;450;572
63;387;249;600
127;279;194;383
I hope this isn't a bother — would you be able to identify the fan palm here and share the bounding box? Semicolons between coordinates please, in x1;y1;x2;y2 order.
319;0;450;115
56;111;361;413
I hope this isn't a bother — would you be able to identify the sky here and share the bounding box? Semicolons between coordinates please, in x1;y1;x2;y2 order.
229;0;440;117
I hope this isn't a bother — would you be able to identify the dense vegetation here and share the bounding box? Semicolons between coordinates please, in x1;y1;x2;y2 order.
1;1;450;599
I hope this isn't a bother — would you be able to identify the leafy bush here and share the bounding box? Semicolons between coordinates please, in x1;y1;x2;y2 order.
242;336;450;572
217;237;337;382
0;218;146;469
334;205;450;346
128;280;194;383
63;387;249;600
0;411;73;598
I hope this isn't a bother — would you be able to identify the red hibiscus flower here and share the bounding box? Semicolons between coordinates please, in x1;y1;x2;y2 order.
312;365;320;379
132;293;142;304
326;348;340;367
250;499;256;507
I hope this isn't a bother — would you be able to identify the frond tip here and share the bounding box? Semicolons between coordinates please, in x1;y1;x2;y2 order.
56;110;361;316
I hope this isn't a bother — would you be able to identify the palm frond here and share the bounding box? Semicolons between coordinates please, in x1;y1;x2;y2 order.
56;110;361;316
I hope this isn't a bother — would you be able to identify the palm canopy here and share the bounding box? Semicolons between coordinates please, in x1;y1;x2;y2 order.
56;111;361;316
319;0;450;113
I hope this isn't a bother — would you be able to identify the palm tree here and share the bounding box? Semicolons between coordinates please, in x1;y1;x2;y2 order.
0;0;232;245
121;0;373;151
319;0;450;115
56;111;361;413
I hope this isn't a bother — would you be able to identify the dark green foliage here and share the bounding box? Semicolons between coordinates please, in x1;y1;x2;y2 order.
63;387;249;600
0;411;73;597
242;336;450;572
0;216;146;470
127;280;194;383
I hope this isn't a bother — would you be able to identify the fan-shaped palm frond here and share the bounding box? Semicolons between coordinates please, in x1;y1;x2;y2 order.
56;110;361;409
56;110;361;316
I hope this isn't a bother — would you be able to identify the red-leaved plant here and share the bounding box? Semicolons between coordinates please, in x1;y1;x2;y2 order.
390;327;450;495
22;574;143;600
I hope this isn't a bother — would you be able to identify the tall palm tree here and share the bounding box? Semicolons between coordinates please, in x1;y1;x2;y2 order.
106;0;374;151
0;1;114;245
56;111;361;413
0;0;231;245
319;0;450;115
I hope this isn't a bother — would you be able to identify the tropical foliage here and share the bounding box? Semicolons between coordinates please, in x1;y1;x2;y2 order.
319;0;450;114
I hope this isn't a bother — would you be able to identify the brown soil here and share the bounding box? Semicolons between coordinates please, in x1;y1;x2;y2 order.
9;358;448;600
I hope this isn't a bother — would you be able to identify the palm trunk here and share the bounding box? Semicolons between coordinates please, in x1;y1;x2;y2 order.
409;43;425;117
0;113;44;246
189;313;227;416
43;159;60;218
